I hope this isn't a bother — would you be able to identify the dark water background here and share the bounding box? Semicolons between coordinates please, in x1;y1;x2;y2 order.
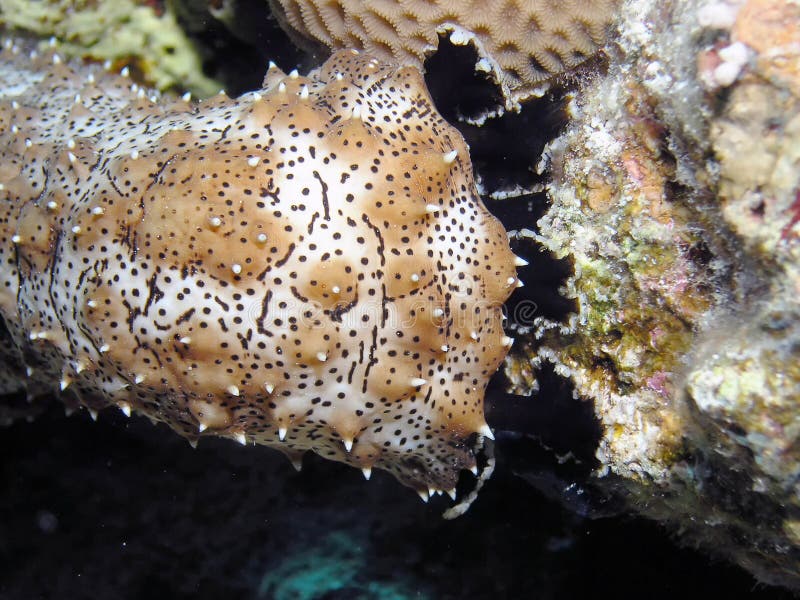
0;408;791;600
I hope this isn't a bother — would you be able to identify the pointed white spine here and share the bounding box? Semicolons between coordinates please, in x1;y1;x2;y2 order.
410;378;428;388
278;426;287;441
362;467;372;480
442;149;458;164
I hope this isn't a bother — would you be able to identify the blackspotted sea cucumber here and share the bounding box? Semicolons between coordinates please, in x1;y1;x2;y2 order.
0;40;521;500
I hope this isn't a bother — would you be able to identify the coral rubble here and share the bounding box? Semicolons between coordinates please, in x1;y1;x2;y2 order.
267;0;619;113
506;0;800;588
0;42;519;498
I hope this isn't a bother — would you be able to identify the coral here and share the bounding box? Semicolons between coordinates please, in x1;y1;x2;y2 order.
0;0;220;97
267;0;619;112
505;0;800;589
0;41;520;499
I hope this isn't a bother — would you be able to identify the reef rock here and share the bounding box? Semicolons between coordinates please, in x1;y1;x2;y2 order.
0;42;519;499
507;0;800;589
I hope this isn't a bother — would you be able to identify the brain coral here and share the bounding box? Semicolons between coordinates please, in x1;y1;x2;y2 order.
0;41;520;499
268;0;619;110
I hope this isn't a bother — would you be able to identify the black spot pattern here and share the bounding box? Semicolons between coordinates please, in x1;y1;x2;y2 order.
0;41;518;497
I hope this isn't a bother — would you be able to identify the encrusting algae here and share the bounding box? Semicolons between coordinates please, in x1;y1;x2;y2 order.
0;40;521;502
504;0;800;588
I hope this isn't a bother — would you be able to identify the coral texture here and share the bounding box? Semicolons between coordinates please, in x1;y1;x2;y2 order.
0;0;220;96
506;0;800;588
0;41;519;498
267;0;619;111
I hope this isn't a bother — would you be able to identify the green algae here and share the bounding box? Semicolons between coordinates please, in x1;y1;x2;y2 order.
0;0;219;96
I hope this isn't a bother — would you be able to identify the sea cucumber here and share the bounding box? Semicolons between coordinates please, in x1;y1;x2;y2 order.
0;40;520;499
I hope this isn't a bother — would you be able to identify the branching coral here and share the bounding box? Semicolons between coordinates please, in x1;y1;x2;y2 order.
0;41;520;500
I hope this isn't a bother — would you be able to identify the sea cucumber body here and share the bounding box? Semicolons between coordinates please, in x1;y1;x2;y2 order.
0;42;517;495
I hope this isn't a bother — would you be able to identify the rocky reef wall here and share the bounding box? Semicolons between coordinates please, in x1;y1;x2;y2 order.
505;0;800;588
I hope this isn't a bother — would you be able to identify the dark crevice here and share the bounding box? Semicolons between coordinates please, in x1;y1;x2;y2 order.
423;34;504;123
491;193;577;326
486;363;601;468
424;34;569;195
485;362;610;519
171;0;313;96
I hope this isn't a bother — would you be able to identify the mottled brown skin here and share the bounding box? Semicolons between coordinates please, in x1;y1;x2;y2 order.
0;41;519;498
